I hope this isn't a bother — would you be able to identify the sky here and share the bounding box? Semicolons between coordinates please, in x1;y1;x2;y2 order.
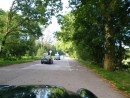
0;0;70;44
0;0;13;11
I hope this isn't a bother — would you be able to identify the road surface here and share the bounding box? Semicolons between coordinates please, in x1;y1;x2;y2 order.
0;57;128;98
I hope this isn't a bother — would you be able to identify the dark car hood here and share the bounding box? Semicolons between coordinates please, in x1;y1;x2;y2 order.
0;85;97;98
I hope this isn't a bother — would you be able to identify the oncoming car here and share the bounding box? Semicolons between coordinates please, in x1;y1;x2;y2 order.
54;54;60;60
41;55;53;64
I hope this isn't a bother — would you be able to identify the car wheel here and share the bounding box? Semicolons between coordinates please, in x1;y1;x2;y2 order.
49;60;51;64
49;60;53;64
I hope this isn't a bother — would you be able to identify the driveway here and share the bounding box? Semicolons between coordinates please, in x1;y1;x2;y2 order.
0;57;128;98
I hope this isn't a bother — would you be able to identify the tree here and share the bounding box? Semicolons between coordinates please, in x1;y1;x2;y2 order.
56;0;130;71
56;13;76;57
0;0;62;58
0;0;62;57
71;0;130;71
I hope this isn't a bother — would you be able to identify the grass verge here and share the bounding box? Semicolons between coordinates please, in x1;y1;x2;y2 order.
78;59;130;97
0;57;40;67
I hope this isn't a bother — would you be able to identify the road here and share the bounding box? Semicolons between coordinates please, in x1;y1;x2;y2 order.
0;57;128;98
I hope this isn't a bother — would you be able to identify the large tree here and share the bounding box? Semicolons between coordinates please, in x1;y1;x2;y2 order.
72;0;130;71
56;0;130;71
0;0;62;58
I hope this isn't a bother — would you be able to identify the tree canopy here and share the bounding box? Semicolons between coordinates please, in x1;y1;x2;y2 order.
0;0;62;59
56;0;130;71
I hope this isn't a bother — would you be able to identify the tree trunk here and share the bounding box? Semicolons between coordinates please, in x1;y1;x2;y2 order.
104;54;114;71
104;23;115;71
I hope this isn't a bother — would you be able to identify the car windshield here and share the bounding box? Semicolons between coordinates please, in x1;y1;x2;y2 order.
44;56;51;58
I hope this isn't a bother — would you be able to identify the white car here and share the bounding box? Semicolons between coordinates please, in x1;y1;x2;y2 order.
54;54;60;60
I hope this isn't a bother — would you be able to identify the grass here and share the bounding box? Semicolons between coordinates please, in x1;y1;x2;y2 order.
78;59;130;97
0;57;40;67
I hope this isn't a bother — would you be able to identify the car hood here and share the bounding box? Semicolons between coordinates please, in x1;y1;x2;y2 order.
0;85;97;98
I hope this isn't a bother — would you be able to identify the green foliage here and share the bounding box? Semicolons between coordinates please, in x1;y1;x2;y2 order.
73;4;105;63
0;31;38;60
13;0;62;24
55;13;76;57
74;0;130;67
36;47;46;57
56;13;75;42
0;57;40;67
57;0;130;70
35;39;58;57
0;0;63;60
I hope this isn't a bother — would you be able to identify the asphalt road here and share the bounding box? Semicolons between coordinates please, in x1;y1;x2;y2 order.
0;57;128;98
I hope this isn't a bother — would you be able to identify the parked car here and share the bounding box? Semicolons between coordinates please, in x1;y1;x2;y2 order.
54;54;60;60
41;55;53;64
0;85;98;98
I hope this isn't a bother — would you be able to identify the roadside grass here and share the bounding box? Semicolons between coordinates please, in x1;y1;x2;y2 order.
79;59;130;96
0;57;40;67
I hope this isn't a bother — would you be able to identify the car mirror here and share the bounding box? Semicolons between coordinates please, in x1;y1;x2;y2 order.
77;88;98;98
